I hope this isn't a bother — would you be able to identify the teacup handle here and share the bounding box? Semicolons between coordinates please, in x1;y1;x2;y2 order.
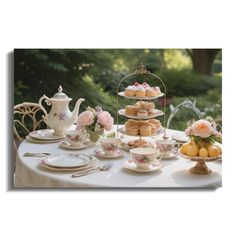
173;143;180;154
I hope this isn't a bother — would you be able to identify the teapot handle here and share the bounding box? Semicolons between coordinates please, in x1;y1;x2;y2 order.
39;95;51;122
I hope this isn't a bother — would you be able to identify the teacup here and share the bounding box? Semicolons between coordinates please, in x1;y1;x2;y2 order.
66;129;89;147
130;147;159;169
155;139;179;158
99;138;121;156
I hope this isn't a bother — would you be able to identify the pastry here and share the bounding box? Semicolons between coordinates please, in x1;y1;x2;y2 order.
140;120;149;126
125;119;140;129
140;125;151;136
149;123;157;135
148;119;161;129
125;105;139;116
147;102;155;111
127;139;149;148
135;101;146;110
127;126;139;135
125;86;136;96
146;87;161;97
137;110;148;118
135;86;146;97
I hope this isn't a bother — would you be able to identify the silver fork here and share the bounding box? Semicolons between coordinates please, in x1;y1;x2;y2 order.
71;162;113;178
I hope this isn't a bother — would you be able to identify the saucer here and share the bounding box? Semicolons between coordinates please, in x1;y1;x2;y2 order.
94;150;124;159
123;159;163;173
29;129;65;140
59;141;94;150
26;135;62;144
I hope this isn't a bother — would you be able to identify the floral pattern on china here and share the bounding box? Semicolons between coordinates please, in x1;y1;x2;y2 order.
39;85;85;137
76;106;114;142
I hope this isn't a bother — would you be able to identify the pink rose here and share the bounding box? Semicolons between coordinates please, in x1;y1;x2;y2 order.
191;119;213;138
97;111;114;131
77;111;94;128
185;127;192;136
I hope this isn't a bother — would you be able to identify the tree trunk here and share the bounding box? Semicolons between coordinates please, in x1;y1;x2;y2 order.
187;49;220;75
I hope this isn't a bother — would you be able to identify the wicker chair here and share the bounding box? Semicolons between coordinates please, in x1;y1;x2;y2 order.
14;102;47;142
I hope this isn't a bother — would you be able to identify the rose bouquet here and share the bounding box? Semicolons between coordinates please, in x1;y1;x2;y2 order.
185;118;222;144
76;106;114;142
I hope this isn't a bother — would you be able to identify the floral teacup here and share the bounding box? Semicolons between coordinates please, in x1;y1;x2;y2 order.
130;147;159;169
66;129;89;147
155;139;179;158
99;138;121;156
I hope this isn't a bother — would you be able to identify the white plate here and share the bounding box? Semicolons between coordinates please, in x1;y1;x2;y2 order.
94;150;125;159
39;157;98;171
123;159;163;173
26;135;62;143
172;134;189;143
59;141;94;150
118;91;165;100
118;126;163;137
43;153;90;168
29;129;65;140
118;109;164;119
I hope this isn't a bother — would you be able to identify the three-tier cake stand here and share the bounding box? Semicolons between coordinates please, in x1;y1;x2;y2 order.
116;63;168;147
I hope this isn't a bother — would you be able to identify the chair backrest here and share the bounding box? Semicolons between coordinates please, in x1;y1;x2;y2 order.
14;102;47;142
167;99;205;130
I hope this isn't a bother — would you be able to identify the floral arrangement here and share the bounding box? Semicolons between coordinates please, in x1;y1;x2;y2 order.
76;106;114;142
185;117;222;145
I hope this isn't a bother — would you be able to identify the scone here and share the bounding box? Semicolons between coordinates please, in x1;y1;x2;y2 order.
127;126;139;135
149;123;157;135
125;105;139;116
140;125;151;136
126;119;140;128
148;119;161;129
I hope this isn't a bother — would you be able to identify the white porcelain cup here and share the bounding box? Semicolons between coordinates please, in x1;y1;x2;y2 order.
155;139;179;158
99;138;121;156
66;129;89;147
130;147;159;169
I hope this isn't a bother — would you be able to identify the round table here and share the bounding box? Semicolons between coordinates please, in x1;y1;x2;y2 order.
15;129;222;188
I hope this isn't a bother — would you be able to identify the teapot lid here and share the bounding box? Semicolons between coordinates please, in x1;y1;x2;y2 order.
52;85;71;100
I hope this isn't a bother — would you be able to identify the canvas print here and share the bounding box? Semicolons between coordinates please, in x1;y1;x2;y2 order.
13;49;222;188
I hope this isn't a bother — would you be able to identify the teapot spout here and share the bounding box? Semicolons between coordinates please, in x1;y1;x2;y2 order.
72;98;85;121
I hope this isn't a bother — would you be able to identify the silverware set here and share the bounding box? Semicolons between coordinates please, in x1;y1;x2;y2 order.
71;162;113;178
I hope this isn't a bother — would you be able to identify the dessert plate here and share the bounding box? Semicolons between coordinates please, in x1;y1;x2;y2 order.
29;129;65;140
43;153;90;168
118;91;164;100
123;159;163;173
59;141;94;150
26;135;62;143
94;150;125;159
39;156;98;171
118;109;164;119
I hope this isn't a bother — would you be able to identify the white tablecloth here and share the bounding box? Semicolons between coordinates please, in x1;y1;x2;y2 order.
15;129;222;188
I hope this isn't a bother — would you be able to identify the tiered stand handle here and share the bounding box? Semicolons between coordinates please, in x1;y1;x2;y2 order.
116;63;168;139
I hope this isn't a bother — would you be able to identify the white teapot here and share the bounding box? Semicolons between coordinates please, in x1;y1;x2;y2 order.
39;85;85;137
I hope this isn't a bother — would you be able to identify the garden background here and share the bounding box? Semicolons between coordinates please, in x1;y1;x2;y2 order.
14;49;222;131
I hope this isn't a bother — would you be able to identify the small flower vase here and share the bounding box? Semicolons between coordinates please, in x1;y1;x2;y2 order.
87;129;104;143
